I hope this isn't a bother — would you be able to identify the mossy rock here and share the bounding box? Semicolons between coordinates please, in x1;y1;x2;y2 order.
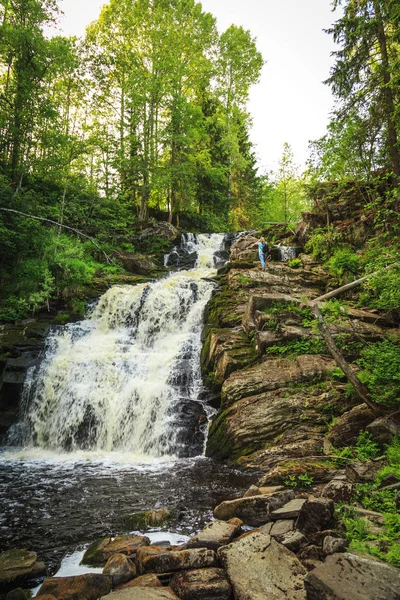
118;508;174;530
257;459;337;487
80;537;111;567
6;589;32;600
204;289;247;328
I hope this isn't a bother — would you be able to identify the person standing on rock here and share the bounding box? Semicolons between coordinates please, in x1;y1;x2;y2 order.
255;236;268;269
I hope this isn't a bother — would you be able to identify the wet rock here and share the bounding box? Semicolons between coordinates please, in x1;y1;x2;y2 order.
136;547;172;575
270;498;307;520
113;253;157;275
321;479;354;503
201;329;257;386
5;589;33;600
345;460;381;484
81;538;111;567
103;553;136;587
103;535;150;561
0;549;46;588
119;509;172;530
279;530;307;553
213;489;295;526
328;404;375;447
295;498;335;536
304;552;400;600
367;411;400;444
322;536;348;555
117;574;162;589
100;587;179;599
186;519;241;550
170;568;231;600
218;530;306;600
142;548;217;575
37;574;112;599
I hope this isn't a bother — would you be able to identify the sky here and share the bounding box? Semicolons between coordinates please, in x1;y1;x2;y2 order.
58;0;340;173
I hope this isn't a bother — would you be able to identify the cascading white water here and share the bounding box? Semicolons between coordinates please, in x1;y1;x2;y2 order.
15;234;226;459
278;246;299;261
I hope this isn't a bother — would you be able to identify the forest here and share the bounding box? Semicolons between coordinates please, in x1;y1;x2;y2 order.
0;0;399;320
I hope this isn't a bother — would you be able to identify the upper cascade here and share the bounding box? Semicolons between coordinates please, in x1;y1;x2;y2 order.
11;234;227;459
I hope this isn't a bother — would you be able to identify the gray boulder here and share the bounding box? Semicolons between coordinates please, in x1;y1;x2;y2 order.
186;519;241;550
214;489;295;526
295;498;335;535
142;548;217;574
304;552;400;600
103;553;136;587
218;530;306;600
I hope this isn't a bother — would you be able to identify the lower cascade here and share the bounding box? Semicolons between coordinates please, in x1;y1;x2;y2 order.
11;234;227;459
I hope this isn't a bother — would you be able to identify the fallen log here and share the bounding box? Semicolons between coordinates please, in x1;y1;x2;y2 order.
310;303;379;414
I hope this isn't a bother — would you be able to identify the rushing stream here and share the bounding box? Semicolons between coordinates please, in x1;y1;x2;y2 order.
0;233;255;582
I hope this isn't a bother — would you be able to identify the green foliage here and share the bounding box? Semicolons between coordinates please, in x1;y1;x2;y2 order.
304;227;343;261
338;435;400;566
320;299;345;321
288;257;302;269
357;339;400;406
325;247;360;282
266;338;326;357
284;472;314;488
354;431;380;461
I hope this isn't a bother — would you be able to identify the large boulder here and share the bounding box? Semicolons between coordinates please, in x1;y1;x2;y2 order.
213;489;295;526
327;404;375;447
134;222;181;247
206;355;336;463
81;538;111;567
230;235;259;263
201;329;257;386
136;547;172;575
304;552;400;600
170;568;231;600
218;530;306;600
295;498;335;536
37;574;112;599
117;574;162;589
102;553;136;587
103;535;150;561
114;253;158;275
186;519;241;551
0;549;46;589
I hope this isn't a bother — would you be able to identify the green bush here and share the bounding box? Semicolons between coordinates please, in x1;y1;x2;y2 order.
304;227;343;261
360;268;400;312
357;339;400;406
288;257;302;269
325;247;360;282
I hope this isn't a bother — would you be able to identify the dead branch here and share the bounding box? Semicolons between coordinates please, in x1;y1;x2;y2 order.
310;303;379;414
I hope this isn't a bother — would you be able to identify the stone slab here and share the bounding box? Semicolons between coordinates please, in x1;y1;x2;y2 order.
270;499;307;520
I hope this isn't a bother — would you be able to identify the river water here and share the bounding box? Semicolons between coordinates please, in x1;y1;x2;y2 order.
0;233;255;580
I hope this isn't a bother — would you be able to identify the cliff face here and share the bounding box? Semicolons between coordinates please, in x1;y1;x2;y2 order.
202;229;394;479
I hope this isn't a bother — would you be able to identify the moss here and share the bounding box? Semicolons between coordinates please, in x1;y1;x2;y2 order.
204;289;246;328
118;508;173;531
80;537;111;567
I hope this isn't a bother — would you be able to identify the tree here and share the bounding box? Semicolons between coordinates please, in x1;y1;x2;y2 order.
327;0;400;178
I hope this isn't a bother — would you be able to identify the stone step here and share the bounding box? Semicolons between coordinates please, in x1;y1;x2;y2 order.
270;499;307;520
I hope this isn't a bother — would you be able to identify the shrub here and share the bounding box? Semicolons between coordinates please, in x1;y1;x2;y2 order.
325;247;360;282
288;257;302;269
304;227;343;261
357;339;400;406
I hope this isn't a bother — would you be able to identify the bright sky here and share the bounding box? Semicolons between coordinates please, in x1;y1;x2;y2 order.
58;0;339;173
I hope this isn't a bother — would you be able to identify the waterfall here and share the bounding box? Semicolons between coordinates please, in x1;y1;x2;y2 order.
277;246;300;261
165;233;229;269
11;234;226;460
